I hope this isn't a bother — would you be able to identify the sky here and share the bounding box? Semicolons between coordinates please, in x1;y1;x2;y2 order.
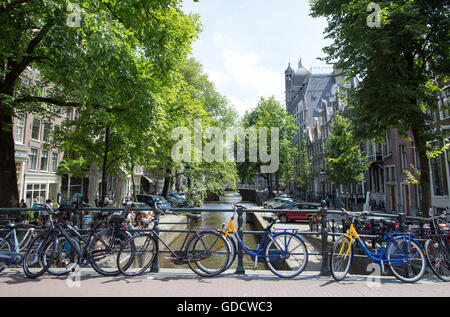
181;0;332;118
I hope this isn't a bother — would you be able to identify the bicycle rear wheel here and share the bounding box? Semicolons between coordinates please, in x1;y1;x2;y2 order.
387;236;426;283
265;232;308;278
22;231;57;279
88;228;131;276
425;238;450;282
117;233;157;276
330;235;353;281
0;237;13;273
187;231;230;277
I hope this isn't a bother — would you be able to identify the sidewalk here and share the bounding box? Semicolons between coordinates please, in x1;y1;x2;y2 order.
0;268;448;297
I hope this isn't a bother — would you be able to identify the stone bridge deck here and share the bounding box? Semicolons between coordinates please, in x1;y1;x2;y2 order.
0;268;447;297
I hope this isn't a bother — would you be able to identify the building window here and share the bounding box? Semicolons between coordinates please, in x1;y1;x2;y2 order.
430;157;444;196
412;143;421;171
441;89;449;119
391;166;396;181
31;118;41;140
51;153;58;172
400;145;407;170
25;184;47;207
29;148;38;170
15;114;26;144
42;123;51;142
40;150;48;171
384;131;392;156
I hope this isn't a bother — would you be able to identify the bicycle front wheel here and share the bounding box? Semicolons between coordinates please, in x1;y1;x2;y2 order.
386;236;426;283
187;231;230;278
117;233;156;276
265;232;308;278
44;235;80;276
22;231;57;279
330;235;353;281
425;238;450;282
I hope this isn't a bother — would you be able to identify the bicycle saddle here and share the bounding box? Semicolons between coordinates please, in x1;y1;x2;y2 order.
6;222;25;229
186;214;201;220
381;218;397;228
263;216;277;223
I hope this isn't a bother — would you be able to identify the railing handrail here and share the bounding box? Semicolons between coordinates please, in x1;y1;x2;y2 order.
0;204;446;276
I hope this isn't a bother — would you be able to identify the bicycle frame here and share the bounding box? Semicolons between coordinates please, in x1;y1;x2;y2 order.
340;222;424;271
222;208;305;264
0;226;36;253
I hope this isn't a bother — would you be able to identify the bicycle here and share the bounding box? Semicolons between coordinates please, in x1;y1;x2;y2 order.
117;213;230;277
0;222;37;272
116;211;231;277
219;204;309;278
41;208;135;277
423;213;449;282
330;209;426;283
22;207;133;278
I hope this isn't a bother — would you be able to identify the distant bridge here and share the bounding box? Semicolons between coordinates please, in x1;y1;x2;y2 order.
205;187;265;203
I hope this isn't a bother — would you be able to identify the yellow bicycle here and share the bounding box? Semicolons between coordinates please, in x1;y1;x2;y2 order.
330;210;426;283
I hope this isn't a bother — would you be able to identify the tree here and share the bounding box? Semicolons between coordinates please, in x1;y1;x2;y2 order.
294;128;314;201
0;0;200;207
238;96;297;194
325;114;370;210
310;0;449;216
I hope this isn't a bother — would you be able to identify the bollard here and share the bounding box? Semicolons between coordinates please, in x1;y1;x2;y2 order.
234;206;245;275
320;200;331;276
150;206;160;273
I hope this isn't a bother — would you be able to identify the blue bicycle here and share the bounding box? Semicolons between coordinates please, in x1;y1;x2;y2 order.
220;204;309;278
330;210;426;283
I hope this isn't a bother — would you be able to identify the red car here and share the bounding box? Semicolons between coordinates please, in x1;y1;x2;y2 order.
277;203;326;223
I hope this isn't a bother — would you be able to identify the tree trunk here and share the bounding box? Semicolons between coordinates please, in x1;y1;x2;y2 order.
275;172;279;194
130;165;137;201
162;168;171;198
87;162;99;206
412;128;431;217
0;102;19;210
101;127;110;206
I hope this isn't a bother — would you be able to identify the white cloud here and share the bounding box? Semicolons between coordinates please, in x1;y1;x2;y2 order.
204;33;285;118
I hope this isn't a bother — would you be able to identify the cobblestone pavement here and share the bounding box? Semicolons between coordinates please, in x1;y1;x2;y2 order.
0;268;448;297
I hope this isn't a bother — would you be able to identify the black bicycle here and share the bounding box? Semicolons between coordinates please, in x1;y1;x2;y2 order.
116;212;231;277
42;208;135;276
424;213;449;282
22;207;133;278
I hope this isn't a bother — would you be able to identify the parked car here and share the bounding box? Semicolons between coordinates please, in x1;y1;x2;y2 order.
274;201;301;210
267;197;293;209
263;196;293;209
167;192;188;207
275;202;325;223
136;194;171;210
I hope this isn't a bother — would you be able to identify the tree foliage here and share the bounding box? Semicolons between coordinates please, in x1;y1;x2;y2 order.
310;0;450;215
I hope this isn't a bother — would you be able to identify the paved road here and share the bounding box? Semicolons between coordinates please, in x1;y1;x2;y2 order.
0;268;448;297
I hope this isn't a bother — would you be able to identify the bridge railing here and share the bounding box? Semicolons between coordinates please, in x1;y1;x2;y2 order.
0;202;438;276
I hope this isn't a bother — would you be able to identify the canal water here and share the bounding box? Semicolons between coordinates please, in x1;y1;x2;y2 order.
159;202;266;270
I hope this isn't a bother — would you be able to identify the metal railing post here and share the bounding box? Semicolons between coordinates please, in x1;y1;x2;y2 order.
234;206;245;275
320;200;331;276
150;206;160;273
398;213;406;232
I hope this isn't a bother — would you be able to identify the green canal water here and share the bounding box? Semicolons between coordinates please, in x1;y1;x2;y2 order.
159;202;266;270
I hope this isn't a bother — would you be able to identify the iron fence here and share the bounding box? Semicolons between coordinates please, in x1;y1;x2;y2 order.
0;202;442;276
